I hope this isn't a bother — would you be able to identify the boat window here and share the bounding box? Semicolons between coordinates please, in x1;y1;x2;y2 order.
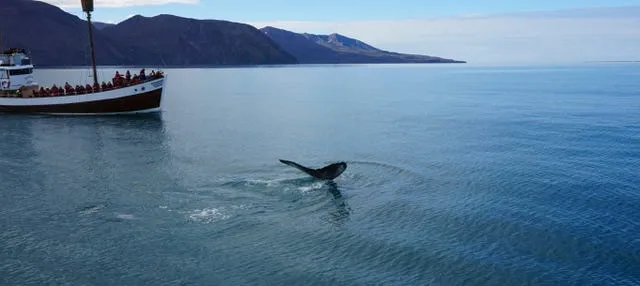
9;68;32;76
0;71;7;79
21;58;32;65
11;55;22;65
0;55;9;66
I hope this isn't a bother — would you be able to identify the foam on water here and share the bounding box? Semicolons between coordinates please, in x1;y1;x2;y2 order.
188;208;231;223
115;213;136;220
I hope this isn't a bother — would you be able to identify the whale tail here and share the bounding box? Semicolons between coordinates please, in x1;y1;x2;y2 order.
279;159;347;180
279;159;314;173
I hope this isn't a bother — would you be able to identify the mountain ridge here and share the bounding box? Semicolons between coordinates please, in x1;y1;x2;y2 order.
0;0;297;66
260;26;465;64
100;14;298;66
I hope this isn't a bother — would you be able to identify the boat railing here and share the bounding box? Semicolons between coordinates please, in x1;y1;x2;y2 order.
0;72;164;98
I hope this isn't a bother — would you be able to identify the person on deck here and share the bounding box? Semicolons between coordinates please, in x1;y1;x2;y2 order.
64;82;72;94
113;71;123;86
85;84;93;94
139;69;146;81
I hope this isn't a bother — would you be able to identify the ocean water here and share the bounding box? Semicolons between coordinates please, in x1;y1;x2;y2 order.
1;64;639;285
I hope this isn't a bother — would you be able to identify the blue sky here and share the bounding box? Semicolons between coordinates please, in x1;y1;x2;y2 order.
47;0;640;23
45;0;640;64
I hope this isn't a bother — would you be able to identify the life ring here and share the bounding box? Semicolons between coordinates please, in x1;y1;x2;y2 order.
0;80;9;89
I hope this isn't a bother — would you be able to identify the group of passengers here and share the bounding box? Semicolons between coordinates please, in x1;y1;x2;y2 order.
31;69;164;97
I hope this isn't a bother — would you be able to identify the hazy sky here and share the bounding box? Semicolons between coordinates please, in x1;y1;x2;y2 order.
44;0;640;64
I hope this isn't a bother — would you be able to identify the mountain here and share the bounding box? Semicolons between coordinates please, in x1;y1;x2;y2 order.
260;26;465;64
304;33;380;53
0;0;462;66
93;21;115;30
0;0;297;66
101;14;297;66
0;0;127;66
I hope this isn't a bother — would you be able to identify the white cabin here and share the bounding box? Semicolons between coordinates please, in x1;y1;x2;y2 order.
0;49;38;91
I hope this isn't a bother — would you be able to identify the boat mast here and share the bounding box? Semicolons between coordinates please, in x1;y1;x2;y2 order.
81;0;98;86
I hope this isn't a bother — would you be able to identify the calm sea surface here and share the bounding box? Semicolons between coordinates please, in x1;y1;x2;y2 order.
1;64;639;285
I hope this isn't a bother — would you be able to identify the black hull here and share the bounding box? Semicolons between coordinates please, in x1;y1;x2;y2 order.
0;88;162;114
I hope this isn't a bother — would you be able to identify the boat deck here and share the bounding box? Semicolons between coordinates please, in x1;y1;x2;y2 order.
0;73;164;98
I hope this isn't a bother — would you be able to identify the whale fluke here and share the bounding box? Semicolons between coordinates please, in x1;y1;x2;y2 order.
279;159;347;180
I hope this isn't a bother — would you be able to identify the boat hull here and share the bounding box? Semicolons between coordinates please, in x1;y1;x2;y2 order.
0;78;164;115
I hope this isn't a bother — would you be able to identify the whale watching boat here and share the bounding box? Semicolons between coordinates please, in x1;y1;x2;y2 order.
0;0;166;115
